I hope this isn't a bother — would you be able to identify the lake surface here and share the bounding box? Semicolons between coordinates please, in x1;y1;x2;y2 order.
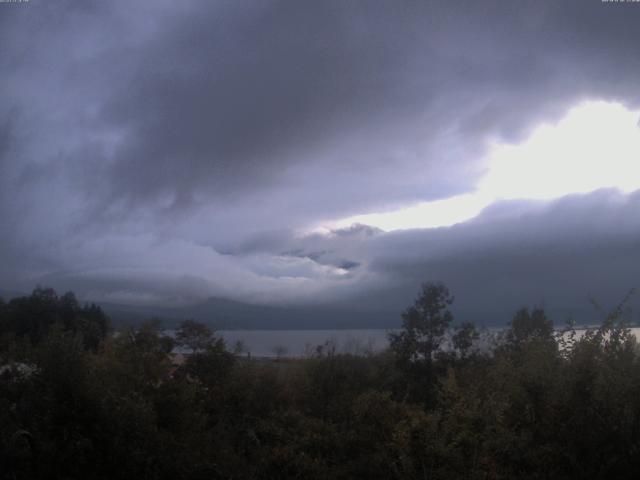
214;327;640;358
217;329;392;357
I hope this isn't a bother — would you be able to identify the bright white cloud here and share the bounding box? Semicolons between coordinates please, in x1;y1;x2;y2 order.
481;101;640;200
330;101;640;231
330;192;494;232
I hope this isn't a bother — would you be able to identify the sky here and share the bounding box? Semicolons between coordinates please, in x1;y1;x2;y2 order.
1;0;640;325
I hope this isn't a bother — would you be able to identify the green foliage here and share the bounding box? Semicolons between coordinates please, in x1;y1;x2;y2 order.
389;282;454;363
452;321;479;359
505;307;554;348
2;285;640;479
388;282;457;406
0;287;109;351
175;319;215;354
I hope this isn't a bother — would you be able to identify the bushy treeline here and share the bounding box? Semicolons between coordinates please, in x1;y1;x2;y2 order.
1;284;640;479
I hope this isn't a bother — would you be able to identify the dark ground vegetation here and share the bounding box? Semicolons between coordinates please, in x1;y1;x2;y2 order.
1;284;639;479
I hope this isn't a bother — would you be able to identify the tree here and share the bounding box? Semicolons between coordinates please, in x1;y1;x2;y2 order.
388;282;455;406
452;321;479;359
113;319;175;387
0;288;109;351
175;319;215;354
389;282;454;363
504;307;553;348
173;320;235;387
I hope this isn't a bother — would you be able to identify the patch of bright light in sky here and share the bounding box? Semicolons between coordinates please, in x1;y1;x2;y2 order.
330;101;640;232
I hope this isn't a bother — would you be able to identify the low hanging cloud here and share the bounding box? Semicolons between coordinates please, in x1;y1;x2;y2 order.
365;189;640;317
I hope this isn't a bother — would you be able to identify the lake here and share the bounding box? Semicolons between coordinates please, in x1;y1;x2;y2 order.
217;329;392;357
214;326;640;358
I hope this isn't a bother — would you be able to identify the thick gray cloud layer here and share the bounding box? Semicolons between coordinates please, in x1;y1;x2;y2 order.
1;1;639;323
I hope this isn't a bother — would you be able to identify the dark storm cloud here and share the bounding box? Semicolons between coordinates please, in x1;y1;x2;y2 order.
97;0;458;215
90;0;640;225
364;189;640;323
1;0;640;313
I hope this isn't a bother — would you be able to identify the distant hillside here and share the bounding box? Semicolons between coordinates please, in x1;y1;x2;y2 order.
100;297;400;330
0;289;398;330
0;289;27;301
3;288;636;330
